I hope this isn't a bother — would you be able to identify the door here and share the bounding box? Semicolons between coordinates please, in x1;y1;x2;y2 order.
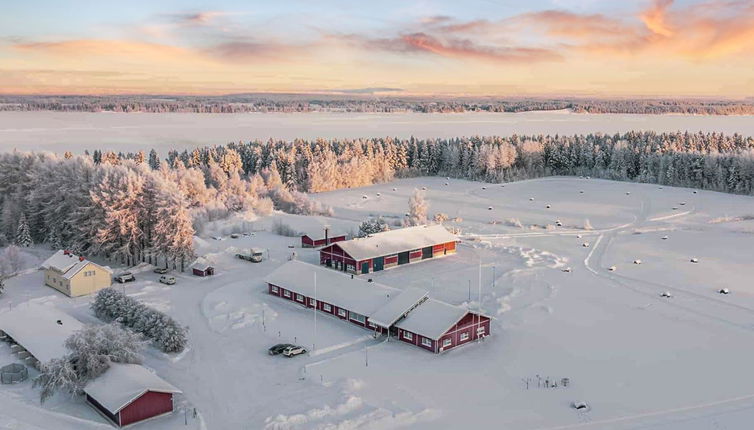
361;262;369;274
398;251;410;265
422;246;433;259
373;257;384;271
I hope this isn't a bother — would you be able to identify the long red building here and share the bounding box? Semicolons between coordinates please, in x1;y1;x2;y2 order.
265;261;490;354
319;224;457;275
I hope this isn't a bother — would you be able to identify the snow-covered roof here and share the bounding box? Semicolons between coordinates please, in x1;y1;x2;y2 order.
265;260;399;317
330;225;457;261
84;363;181;414
395;299;471;340
368;287;429;328
0;304;84;363
191;257;214;271
41;250;112;279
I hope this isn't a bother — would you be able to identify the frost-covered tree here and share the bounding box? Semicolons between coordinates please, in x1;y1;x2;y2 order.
15;213;32;247
0;245;23;277
357;217;390;237
405;189;428;226
34;323;144;403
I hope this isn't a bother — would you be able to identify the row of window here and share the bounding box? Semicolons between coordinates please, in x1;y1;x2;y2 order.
402;327;483;350
271;285;366;325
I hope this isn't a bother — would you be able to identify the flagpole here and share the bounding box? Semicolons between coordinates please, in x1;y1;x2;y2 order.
313;272;317;352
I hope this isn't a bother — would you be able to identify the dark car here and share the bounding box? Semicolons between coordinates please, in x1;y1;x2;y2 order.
268;343;295;356
153;267;169;274
114;272;135;283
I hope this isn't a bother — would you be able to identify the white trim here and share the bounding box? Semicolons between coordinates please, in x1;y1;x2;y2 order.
337;308;347;317
349;312;366;324
271;285;279;293
283;290;291;298
421;337;432;347
460;332;470;342
323;303;332;312
442;338;451;348
403;331;413;341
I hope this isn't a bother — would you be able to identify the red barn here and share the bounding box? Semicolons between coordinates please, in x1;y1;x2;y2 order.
84;363;181;427
301;226;347;248
319;224;457;275
191;262;215;277
395;299;491;353
265;261;489;354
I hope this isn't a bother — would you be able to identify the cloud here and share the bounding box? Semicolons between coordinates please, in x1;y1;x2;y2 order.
165;11;235;26
641;0;675;37
321;87;404;95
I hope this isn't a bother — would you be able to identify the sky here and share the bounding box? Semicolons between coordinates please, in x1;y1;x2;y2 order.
0;0;753;97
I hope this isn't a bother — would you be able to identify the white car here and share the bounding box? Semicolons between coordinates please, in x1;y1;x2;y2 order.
282;345;307;357
159;275;176;285
114;272;135;283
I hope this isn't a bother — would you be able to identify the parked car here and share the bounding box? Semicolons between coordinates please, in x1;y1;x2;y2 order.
114;272;135;283
153;267;169;274
159;275;176;285
283;345;307;357
268;343;295;355
236;248;264;263
230;233;240;239
211;236;225;241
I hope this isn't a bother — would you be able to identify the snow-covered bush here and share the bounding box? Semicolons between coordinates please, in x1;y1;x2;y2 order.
0;245;23;278
272;219;299;237
268;187;333;216
34;322;144;403
433;213;449;222
357;217;390;237
506;218;524;228
92;288;188;353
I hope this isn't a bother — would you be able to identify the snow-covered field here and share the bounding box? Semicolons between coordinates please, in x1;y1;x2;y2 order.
2;176;754;430
2;111;754;153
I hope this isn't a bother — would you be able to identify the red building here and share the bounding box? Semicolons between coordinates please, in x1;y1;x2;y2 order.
84;363;181;427
265;261;489;354
319;224;457;275
301;228;347;248
191;262;215;277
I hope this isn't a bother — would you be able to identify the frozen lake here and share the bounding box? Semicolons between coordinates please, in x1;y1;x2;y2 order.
1;110;753;153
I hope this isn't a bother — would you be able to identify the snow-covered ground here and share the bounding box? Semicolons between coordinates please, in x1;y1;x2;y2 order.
2;176;754;429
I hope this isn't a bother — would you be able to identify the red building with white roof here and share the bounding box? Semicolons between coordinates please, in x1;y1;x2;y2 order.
265;261;489;353
319;224;457;275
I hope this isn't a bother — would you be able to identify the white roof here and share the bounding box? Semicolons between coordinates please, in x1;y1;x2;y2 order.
41;250;112;279
368;287;429;328
330;225;457;261
84;363;181;414
191;257;214;271
265;260;399;317
395;299;470;340
0;304;84;363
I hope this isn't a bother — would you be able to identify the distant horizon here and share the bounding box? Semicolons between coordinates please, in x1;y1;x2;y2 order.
1;1;753;96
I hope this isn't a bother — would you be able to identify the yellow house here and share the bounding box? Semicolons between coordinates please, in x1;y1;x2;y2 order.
41;250;113;297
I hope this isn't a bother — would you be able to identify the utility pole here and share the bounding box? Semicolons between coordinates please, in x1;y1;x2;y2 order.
313;272;317;352
365;345;368;367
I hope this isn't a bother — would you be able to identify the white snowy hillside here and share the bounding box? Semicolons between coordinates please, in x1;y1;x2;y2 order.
2;176;754;430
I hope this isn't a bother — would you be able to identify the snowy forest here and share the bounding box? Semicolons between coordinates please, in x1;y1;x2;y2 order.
0;131;752;269
2;94;754;115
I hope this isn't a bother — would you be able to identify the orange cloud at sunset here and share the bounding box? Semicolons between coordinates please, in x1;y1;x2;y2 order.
0;0;752;96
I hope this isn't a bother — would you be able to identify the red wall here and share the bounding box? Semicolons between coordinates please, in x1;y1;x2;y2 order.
303;235;347;247
436;313;490;352
119;391;174;427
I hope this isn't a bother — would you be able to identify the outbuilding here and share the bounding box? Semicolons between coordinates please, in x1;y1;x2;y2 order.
191;261;215;277
301;226;347;248
85;363;182;427
41;250;113;297
395;299;490;353
319;224;457;275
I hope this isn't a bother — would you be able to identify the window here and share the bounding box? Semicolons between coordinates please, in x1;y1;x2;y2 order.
421;337;432;347
477;326;486;336
271;286;279;293
350;313;365;324
367;321;375;329
460;332;470;342
442;339;452;348
403;331;413;341
295;294;304;302
323;304;332;312
338;308;347;317
283;290;291;298
310;298;317;306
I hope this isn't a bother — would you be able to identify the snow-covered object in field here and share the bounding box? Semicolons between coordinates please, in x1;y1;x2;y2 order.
40;250;113;297
660;291;673;298
572;401;590;411
0;304;84;364
719;288;730;294
320;225;457;274
529;197;534;201
634;259;642;265
608;265;617;271
265;260;399;318
562;267;572;273
662;235;669;240
690;258;699;263
582;242;590;247
84;363;181;427
367;287;429;329
546;204;551;209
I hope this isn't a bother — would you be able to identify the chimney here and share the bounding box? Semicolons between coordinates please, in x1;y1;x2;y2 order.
79;256;85;262
63;250;70;255
324;227;329;245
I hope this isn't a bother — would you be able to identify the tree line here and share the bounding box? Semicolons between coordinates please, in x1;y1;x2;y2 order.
2;94;754;115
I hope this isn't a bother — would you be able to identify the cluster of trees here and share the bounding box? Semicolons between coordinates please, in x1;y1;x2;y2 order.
34;323;144;402
0;147;330;268
357;217;391;237
92;288;188;353
3;94;754;115
158;132;753;196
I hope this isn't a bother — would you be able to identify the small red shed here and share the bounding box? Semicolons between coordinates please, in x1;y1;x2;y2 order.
301;226;347;248
191;262;215;277
84;363;181;427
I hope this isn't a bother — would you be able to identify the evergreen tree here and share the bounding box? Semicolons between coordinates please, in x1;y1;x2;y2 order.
15;213;31;247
